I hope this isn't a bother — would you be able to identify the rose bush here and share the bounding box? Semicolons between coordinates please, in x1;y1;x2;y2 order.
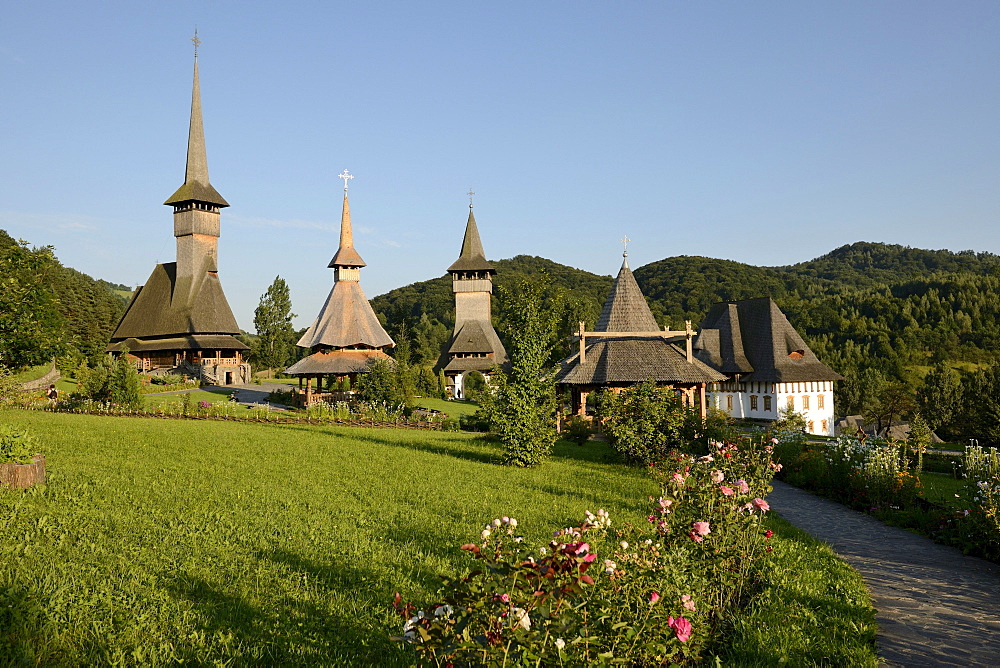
393;437;779;665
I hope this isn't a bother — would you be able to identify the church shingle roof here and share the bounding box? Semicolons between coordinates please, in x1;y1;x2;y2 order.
296;280;394;350
447;209;494;273
107;262;242;347
693;297;843;383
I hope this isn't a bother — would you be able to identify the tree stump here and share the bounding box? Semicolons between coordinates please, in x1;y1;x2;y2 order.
0;455;45;490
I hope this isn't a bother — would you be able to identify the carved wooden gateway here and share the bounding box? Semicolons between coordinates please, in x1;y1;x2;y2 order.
555;251;725;420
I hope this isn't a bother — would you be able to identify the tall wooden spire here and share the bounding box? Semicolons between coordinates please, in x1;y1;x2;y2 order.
164;56;228;208
328;174;367;271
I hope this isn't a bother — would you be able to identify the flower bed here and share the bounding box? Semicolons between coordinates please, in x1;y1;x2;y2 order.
393;436;781;665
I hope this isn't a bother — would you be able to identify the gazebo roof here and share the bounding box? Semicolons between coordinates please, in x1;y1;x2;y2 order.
556;338;725;386
297;280;394;350
285;349;392;376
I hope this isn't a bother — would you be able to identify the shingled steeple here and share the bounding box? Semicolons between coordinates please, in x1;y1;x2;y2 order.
164;55;228;209
595;256;660;332
285;169;395;384
447;208;493;273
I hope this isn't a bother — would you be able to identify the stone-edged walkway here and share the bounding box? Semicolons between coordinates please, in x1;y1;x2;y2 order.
768;481;1000;667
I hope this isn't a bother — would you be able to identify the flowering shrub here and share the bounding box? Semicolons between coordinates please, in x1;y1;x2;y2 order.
960;445;1000;559
777;434;919;511
393;437;779;665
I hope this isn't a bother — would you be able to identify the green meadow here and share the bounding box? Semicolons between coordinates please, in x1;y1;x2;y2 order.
0;410;877;665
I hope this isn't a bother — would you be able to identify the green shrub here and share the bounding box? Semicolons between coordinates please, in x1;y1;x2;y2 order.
0;426;37;464
564;415;592;445
596;382;687;464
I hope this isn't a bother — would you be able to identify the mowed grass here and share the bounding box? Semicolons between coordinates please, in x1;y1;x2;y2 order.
718;515;878;666
0;410;654;665
413;397;479;417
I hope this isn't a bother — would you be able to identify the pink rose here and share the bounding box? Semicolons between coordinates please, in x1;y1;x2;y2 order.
692;521;711;536
668;616;692;643
649;591;660;604
710;470;724;483
770;437;779;444
736;479;750;495
720;485;734;496
681;594;696;611
752;498;770;512
583;553;597;563
688;532;704;543
672;472;686;485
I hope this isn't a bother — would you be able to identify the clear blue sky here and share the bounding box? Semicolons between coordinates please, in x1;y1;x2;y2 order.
2;2;999;329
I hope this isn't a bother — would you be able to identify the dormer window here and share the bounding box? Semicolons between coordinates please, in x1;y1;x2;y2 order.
788;350;805;360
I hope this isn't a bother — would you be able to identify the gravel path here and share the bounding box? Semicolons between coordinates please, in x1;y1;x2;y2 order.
768;481;1000;667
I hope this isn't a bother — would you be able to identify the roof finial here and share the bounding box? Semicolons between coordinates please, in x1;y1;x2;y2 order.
192;29;201;59
621;235;631;258
339;169;354;192
467;188;475;209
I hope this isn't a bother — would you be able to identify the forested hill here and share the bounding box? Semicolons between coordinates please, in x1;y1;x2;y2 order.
0;229;128;370
371;242;1000;405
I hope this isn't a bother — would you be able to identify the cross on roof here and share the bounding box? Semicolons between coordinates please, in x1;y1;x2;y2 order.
467;188;475;208
621;235;631;257
339;170;354;192
192;30;201;58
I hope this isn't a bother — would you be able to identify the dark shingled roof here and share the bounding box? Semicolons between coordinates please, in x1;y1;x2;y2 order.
556;339;726;385
557;257;724;386
447;209;494;273
596;259;659;332
285;349;392;376
693;297;843;383
107;263;242;347
297;280;394;350
443;356;499;373
107;334;248;353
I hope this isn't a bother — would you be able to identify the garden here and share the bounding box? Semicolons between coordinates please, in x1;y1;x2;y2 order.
0;385;880;666
772;423;1000;563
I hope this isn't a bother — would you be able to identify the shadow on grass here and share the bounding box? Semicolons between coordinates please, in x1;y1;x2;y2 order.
0;583;101;665
169;553;411;667
266;422;505;466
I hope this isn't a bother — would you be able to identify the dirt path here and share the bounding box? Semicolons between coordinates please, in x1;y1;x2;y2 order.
768;481;1000;667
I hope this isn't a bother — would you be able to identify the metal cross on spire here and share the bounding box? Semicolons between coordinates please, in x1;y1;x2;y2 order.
467;188;475;208
621;235;631;257
192;29;201;58
339;170;354;192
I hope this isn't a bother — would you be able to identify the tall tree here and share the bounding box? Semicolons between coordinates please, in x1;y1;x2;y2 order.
478;276;561;467
917;363;962;431
0;236;65;370
252;276;296;376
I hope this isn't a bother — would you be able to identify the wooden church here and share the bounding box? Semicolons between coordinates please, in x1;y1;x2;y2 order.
106;49;250;386
441;202;508;398
284;172;395;405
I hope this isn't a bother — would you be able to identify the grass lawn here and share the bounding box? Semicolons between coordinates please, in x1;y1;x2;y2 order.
0;410;878;665
11;362;54;384
920;472;966;506
143;388;234;406
413;397;479;417
720;515;878;666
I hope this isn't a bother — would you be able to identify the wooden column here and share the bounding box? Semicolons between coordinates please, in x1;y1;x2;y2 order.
699;383;707;421
306;376;313;405
578;390;589;416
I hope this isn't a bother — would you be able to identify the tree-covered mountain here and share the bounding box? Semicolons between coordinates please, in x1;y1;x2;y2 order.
370;242;1000;417
0;229;128;370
